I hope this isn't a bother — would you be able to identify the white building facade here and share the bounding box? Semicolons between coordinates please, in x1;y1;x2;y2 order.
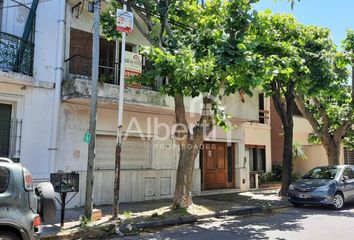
0;0;64;182
0;0;272;207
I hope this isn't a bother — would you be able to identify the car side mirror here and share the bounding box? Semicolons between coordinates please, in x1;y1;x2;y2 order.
343;175;349;181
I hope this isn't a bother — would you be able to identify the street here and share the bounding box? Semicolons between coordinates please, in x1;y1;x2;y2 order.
118;204;354;240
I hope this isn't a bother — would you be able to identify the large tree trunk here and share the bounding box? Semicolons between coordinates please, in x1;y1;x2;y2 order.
173;141;201;209
271;81;295;196
322;137;341;166
172;95;213;209
280;124;293;196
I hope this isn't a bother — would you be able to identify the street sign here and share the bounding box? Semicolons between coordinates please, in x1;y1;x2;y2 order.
84;131;92;144
116;9;134;34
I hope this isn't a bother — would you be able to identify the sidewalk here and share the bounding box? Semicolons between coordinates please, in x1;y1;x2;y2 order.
41;189;291;239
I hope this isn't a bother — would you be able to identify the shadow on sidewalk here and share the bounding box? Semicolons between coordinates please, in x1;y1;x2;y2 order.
41;188;288;238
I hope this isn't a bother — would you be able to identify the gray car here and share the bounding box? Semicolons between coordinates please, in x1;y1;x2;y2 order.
0;158;56;240
288;165;354;210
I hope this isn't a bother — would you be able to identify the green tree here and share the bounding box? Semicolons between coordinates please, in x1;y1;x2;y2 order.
242;11;336;195
294;30;354;165
101;0;259;211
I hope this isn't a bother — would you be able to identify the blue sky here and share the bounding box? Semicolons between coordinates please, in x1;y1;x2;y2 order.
255;0;354;48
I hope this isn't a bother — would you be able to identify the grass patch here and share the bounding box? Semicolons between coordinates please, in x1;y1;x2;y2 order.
122;204;213;224
123;210;133;219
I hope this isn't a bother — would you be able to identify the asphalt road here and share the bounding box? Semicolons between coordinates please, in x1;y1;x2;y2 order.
116;203;354;240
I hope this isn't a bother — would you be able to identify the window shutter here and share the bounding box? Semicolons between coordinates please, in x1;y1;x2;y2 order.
0;104;12;157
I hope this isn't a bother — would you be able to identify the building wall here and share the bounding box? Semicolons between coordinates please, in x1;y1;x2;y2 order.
59;1;267;202
293;145;327;176
57;101;247;207
270;100;346;175
0;0;65;179
0;0;271;205
0;82;54;179
1;0;29;36
293;116;314;145
244;122;272;173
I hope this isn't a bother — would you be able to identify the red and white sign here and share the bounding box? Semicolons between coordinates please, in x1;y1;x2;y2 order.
124;51;142;78
116;9;134;34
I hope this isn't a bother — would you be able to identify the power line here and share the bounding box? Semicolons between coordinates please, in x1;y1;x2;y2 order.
0;0;53;10
117;0;196;31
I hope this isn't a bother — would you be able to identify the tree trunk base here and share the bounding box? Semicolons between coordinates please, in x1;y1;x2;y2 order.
172;195;193;210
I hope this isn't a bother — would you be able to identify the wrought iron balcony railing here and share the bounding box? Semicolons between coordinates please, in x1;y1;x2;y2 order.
65;54;159;91
0;32;34;76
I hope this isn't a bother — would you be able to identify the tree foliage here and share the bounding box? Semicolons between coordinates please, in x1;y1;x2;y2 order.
240;11;338;194
297;29;354;156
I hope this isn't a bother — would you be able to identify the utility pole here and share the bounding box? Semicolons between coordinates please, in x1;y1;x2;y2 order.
112;3;127;219
85;0;100;219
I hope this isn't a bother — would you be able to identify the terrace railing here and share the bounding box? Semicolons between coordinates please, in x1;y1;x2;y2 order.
0;32;34;76
65;54;159;90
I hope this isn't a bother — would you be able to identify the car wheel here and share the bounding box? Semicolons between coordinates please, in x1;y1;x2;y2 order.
0;231;21;240
332;192;344;210
35;182;56;223
291;202;304;208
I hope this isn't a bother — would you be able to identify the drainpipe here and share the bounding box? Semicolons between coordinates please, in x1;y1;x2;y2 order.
49;0;66;174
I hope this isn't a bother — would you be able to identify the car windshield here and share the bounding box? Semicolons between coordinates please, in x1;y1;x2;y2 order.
303;167;340;180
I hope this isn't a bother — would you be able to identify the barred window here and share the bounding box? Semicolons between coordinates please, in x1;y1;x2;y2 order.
344;147;354;165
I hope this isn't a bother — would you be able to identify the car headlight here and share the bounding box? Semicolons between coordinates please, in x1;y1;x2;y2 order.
288;184;295;191
315;185;329;192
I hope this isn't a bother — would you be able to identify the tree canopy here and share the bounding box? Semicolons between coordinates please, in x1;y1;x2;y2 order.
295;30;354;162
239;10;340;194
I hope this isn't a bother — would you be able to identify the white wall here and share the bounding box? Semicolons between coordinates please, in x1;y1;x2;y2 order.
0;0;65;179
0;82;54;179
1;0;30;36
1;0;61;84
33;0;61;84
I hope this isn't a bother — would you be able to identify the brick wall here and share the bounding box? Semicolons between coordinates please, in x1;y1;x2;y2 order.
270;98;284;166
69;28;93;76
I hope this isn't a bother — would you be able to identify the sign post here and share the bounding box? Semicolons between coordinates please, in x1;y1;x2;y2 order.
112;4;134;219
85;0;100;219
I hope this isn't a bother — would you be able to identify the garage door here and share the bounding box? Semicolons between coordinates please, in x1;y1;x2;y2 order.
92;135;150;205
95;135;151;170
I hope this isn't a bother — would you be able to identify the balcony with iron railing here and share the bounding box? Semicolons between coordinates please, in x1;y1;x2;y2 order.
64;54;159;89
62;54;173;108
0;31;34;77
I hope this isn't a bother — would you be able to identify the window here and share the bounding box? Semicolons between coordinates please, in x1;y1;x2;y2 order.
248;145;266;172
68;28;136;84
343;168;354;180
0;166;10;193
227;145;234;183
344;147;354;165
303;167;339;180
258;93;265;123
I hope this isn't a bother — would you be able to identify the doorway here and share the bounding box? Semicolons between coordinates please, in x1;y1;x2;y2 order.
201;142;235;190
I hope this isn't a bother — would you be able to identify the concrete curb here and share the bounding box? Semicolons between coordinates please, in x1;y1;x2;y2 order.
118;204;290;234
